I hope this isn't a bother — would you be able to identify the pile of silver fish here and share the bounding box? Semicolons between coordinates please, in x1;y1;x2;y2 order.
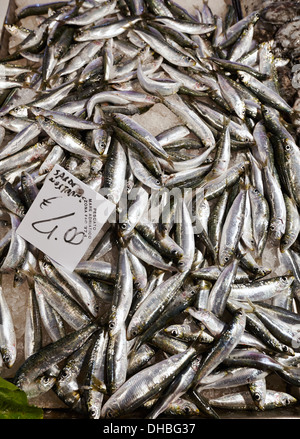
0;0;300;419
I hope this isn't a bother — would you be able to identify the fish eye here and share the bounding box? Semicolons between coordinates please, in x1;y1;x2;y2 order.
2;353;10;363
171;329;178;337
270;224;275;231
42;376;50;384
253;393;261;401
60;369;69;378
106;410;114;418
282;345;288;352
131;329;138;337
285;144;291;151
183;406;191;414
109;321;115;329
282;276;288;282
90;408;97;418
120;223;127;230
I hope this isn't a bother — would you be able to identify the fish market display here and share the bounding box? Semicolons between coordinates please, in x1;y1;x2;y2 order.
0;0;300;419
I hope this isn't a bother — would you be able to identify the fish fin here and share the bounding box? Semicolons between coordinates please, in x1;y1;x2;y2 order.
13;270;26;288
166;155;175;169
239;177;250;191
261;157;269;169
246;297;256;313
21;81;34;90
45;72;62;88
130;335;142;352
91;377;107;395
154;90;166;103
255;255;263;266
234;246;247;261
37;79;49;92
186;388;220;419
17;262;38;287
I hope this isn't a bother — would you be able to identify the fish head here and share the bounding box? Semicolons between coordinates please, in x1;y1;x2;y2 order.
88;405;101;420
233;308;246;330
164;325;182;339
272;390;297;408
9;105;28;118
218;248;233;266
177;247;193;273
249;186;263;200
28;106;42;117
191;355;202;371
126;316;143;340
119;220;132;237
282;138;299;159
74;30;88;42
250;388;266;411
269;218;286;240
91;300;100;317
108;305;120;336
252;266;272;279
132;274;147;293
280;233;294;252
101;399;121;419
21;375;56;399
35;375;56;395
87;393;104;419
167;400;200;417
238;71;250;84
1;346;16;369
177;252;193;272
58;363;77;384
278;274;295;289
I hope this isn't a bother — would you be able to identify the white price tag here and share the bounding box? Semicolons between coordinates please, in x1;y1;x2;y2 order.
17;164;115;272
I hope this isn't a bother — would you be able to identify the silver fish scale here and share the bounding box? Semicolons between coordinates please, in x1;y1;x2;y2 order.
0;0;300;420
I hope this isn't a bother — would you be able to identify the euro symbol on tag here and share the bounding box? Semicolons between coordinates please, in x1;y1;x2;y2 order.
40;196;62;209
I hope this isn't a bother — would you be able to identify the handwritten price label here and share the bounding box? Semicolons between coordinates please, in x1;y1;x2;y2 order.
17;164;115;271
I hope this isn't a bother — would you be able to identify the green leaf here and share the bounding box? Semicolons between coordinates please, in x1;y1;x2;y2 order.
0;378;43;419
0;376;19;391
